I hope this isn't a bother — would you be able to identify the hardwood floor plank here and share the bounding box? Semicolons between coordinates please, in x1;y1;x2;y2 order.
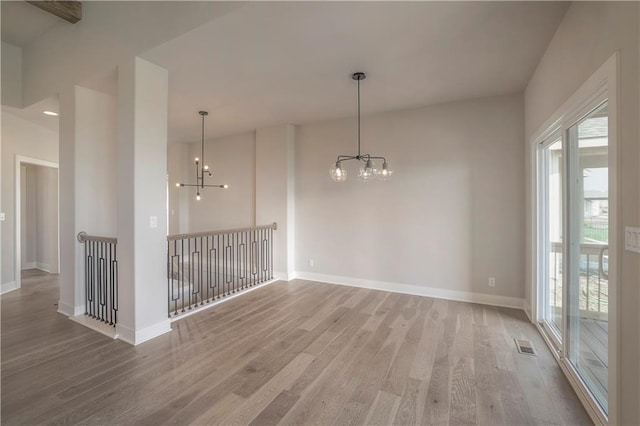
472;322;506;426
363;390;401;426
248;389;301;426
1;275;591;426
393;377;422;425
220;352;315;425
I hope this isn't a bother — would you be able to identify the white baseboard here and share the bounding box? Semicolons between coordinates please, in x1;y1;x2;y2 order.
21;262;36;270
70;315;118;339
116;320;172;346
1;281;18;294
36;262;51;273
523;303;533;322
274;271;295;281
57;301;85;317
294;271;524;310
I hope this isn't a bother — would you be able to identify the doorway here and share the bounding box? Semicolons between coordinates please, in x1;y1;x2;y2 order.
14;156;59;291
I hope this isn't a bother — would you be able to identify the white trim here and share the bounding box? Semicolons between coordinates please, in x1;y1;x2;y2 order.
523;304;533;322
56;301;85;317
294;272;524;310
70;315;119;340
274;271;295;281
1;281;18;294
14;155;60;294
21;262;37;270
36;262;51;272
169;278;280;323
529;53;618;425
57;300;74;316
116;320;172;346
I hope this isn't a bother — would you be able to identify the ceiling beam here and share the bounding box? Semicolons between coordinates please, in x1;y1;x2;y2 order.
26;1;82;24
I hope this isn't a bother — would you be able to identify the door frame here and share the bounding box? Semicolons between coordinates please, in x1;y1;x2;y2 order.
14;155;60;291
529;53;618;426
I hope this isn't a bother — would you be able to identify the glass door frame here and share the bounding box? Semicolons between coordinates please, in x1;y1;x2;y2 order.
531;54;618;426
537;129;565;351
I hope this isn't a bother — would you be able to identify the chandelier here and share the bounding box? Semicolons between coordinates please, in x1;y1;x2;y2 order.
330;72;393;182
176;111;228;200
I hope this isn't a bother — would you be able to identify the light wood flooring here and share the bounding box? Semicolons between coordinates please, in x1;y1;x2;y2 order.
1;272;591;425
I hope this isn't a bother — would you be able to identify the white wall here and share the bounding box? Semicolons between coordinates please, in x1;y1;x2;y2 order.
20;165;59;273
75;87;118;236
524;2;639;424
1;41;22;108
21;165;36;268
256;124;296;278
1;111;58;286
183;131;256;232
295;94;525;302
167;143;189;235
35;166;59;273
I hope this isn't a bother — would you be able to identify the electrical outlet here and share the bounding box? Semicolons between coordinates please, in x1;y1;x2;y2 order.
488;277;496;287
0;212;5;221
308;259;315;268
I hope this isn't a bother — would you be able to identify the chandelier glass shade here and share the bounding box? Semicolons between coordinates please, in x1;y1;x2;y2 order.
176;111;228;200
329;72;392;183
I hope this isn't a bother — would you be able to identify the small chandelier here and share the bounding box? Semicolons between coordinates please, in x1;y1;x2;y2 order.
330;72;393;182
176;111;228;200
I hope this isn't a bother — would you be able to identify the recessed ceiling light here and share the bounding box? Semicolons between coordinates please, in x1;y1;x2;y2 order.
43;111;59;116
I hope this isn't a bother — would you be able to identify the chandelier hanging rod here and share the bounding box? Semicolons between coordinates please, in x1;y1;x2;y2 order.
329;72;393;182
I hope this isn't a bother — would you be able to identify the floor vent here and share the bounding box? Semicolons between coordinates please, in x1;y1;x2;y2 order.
515;339;537;356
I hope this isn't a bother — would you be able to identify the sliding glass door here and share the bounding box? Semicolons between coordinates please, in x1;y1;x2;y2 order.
538;101;610;416
566;101;609;413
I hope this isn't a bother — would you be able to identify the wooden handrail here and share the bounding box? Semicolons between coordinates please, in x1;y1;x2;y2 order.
77;231;117;244
167;222;277;242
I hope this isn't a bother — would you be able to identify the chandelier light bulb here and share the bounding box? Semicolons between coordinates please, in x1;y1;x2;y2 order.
378;162;393;181
204;165;209;170
358;160;376;182
195;157;199;163
176;183;181;187
196;194;201;201
330;162;347;182
223;184;229;189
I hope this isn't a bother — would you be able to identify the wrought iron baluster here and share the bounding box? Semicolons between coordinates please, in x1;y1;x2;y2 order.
166;223;277;317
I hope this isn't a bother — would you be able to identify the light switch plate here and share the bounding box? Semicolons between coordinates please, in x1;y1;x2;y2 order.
150;216;158;228
0;212;5;221
625;227;640;253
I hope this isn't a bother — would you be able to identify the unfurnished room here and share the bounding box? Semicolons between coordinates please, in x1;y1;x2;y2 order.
1;1;639;425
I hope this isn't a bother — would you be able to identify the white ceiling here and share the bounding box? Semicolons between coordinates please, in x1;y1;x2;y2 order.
2;2;569;144
140;1;569;144
1;1;66;47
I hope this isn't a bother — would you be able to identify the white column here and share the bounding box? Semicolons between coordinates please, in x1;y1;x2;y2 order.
116;57;170;344
58;85;119;316
58;86;78;315
255;124;296;280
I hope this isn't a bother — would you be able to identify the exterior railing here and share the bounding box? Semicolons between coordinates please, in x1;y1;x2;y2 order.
167;223;277;318
550;242;608;319
77;232;118;326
